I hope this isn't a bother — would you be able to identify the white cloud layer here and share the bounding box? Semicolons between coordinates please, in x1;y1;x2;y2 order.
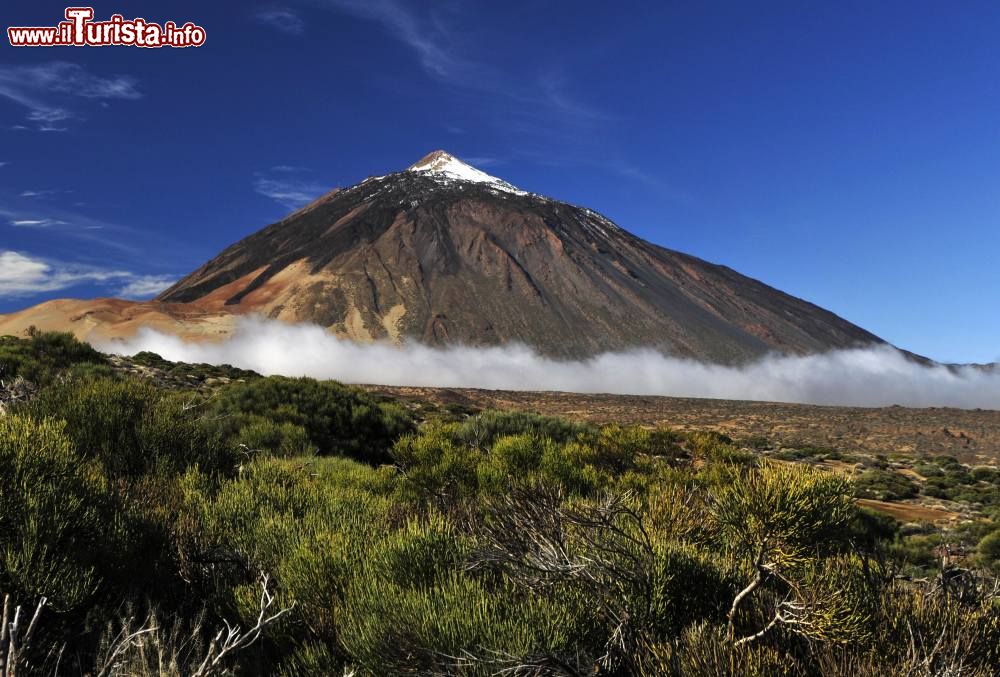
102;317;1000;410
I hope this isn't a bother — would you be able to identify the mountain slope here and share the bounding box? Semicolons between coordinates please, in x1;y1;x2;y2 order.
0;151;884;362
147;151;882;362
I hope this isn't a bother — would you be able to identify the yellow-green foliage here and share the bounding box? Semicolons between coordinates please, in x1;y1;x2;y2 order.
0;415;104;610
23;377;233;478
0;330;103;384
392;422;660;502
207;376;414;463
339;571;576;675
977;529;1000;572
643;621;803;677
179;457;400;648
233;415;317;458
393;424;480;500
713;461;855;567
1;362;997;677
454;409;593;448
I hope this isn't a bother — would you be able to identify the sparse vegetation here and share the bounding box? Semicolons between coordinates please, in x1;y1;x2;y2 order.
0;332;997;675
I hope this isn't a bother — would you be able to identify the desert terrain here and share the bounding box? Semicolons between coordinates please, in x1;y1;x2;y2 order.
364;385;1000;466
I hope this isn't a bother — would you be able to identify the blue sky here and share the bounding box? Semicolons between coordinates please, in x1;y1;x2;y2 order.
1;1;998;363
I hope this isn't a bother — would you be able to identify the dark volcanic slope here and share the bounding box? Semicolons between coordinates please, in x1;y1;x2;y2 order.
157;152;883;362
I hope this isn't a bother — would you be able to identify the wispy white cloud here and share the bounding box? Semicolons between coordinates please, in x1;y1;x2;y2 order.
604;161;695;205
316;0;605;126
536;69;610;122
9;218;66;228
0;250;128;296
461;156;500;167
0;250;174;299
0;62;141;131
320;0;463;79
253;168;329;210
311;1;680;193
28;108;72;123
0;162;7;168
20;189;59;198
118;275;177;299
0;202;142;256
255;7;306;34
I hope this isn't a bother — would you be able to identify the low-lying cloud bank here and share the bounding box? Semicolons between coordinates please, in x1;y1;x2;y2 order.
101;318;1000;410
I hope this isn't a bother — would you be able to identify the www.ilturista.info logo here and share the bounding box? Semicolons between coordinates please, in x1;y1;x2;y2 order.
8;7;206;48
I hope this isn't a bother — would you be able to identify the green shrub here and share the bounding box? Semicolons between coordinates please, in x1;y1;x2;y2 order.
0;415;105;610
888;533;942;571
454;409;592;448
849;507;900;550
234;416;317;458
914;462;943;478
394;424;655;501
971;466;1000;484
689;431;756;465
539;440;612;495
4;346;999;676
178;457;398;644
339;570;577;675
129;350;259;382
643;621;801;677
392;425;479;501
209;376;414;463
714;462;855;564
24;377;234;478
0;330;103;384
651;544;735;639
977;529;1000;572
477;433;549;493
712;462;857;646
592;424;647;471
852;469;919;501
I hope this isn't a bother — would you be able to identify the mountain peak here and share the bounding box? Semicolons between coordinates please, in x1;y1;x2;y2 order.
0;149;885;363
407;150;525;195
408;149;459;170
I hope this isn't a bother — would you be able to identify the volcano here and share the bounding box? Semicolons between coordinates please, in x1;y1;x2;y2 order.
0;151;883;362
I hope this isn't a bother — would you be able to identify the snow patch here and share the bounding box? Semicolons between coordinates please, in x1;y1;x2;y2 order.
409;151;527;195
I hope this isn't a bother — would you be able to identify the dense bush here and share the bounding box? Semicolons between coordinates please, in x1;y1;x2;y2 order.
207;376;414;463
453;409;594;448
0;415;106;611
391;421;666;503
0;329;103;383
22;376;235;478
852;468;919;501
978;529;1000;572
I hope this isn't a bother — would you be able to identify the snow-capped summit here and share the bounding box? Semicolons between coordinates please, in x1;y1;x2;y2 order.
407;150;525;195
